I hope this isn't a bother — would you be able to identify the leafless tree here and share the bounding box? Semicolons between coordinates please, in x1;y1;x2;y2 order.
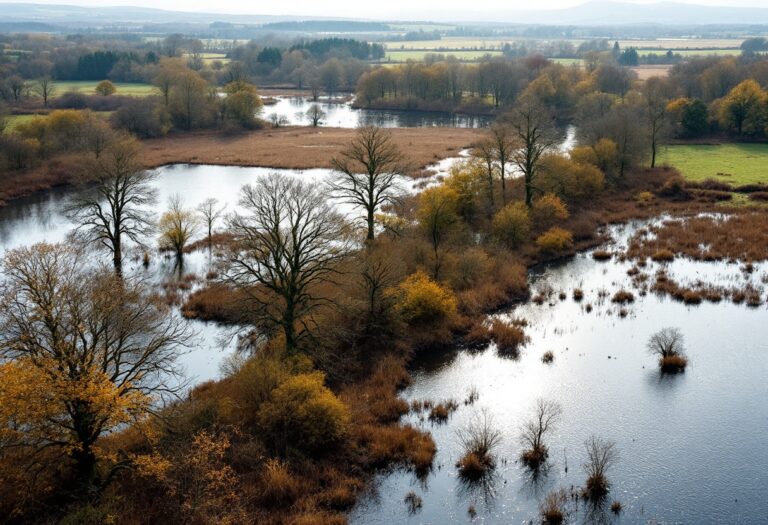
644;77;672;167
197;197;226;250
329;126;409;241
457;409;503;469
66;139;156;274
306;104;326;127
504;98;558;207
647;327;686;358
226;173;352;354
33;77;55;107
473;139;498;210
0;243;188;488
583;435;618;499
488;124;515;204
520;398;562;468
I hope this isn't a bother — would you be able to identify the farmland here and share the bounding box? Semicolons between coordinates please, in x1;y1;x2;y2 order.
52;81;156;97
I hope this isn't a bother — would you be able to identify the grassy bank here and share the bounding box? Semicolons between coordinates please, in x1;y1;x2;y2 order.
659;144;768;185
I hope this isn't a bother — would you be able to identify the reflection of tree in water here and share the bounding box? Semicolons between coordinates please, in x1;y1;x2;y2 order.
518;461;555;500
456;469;500;513
580;496;613;525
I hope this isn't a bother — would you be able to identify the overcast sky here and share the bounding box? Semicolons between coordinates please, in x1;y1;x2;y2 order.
4;0;767;19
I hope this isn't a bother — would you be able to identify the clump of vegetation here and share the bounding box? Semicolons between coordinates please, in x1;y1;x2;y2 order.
540;488;568;524
611;500;623;514
611;290;635;304
648;327;689;373
592;250;612;261
573;288;584;301
456;410;502;480
492;202;531;248
582;435;618;500
428;400;459;423
404;491;423;514
520;399;562;469
541;351;554;363
395;270;458;326
651;249;675;262
490;318;529;356
536;227;574;255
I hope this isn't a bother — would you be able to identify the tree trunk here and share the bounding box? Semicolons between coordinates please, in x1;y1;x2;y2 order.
366;207;375;241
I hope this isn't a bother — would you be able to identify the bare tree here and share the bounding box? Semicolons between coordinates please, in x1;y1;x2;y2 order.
583;435;618;499
66;139;157;274
473;139;497;210
520;398;562;468
504;98;558;207
197;197;226;250
306;104;326;127
33;77;55;107
159;194;198;259
488;124;515;204
647;327;686;358
226;173;351;354
0;243;188;490
330;126;409;241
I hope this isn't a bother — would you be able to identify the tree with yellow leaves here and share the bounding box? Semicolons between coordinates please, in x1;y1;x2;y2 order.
0;243;188;492
159;194;198;259
417;185;460;279
718;79;766;135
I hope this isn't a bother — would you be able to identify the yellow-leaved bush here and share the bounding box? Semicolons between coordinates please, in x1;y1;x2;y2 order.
258;371;350;454
392;271;458;325
535;227;574;254
492;202;531;248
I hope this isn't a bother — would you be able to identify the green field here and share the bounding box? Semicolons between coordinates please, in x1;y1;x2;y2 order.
659;144;768;185
637;48;741;57
384;49;503;62
53;81;155;97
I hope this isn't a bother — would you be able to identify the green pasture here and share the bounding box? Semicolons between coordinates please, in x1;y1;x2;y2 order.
384;49;503;62
659;144;768;185
53;81;155;97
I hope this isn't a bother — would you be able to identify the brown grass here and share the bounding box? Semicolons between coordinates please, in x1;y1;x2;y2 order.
611;290;635;304
660;354;688;373
592;250;612;261
456;452;492;480
541;351;554;363
627;213;768;262
540;488;568;524
490;318;529;356
573;288;584;301
428;400;459;423
140;127;481;176
611;500;623;514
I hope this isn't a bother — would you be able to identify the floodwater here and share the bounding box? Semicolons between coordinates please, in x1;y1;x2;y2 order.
349;219;768;525
264;95;493;128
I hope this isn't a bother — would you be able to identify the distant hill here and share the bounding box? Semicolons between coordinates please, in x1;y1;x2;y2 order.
511;1;768;26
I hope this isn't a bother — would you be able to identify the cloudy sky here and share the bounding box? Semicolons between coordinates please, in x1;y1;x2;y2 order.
4;0;766;18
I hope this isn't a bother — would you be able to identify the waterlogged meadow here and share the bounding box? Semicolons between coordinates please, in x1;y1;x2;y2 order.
349;219;768;525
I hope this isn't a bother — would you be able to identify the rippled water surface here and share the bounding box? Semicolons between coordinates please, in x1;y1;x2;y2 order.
349;221;768;525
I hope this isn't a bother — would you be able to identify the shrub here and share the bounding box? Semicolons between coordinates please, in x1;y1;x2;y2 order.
660;354;689;372
456;410;502;480
394;271;457;325
611;290;635;304
520;399;561;469
492;202;531;248
582;436;618;500
748;191;768;202
573;288;584;301
540;488;568;524
611;500;623;514
542;351;554;363
656;177;693;201
258;371;350;454
592;250;612;261
490;318;529;356
531;193;569;230
636;191;655;204
404;492;423;514
428;400;458;423
95;79;116;96
536;227;574;255
258;459;301;507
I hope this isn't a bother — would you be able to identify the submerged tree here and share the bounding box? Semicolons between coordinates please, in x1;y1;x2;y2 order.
196;197;226;250
647;327;688;372
520;398;562;469
583;435;618;499
226;173;351;354
329;126;409;241
306;104;326;127
66;138;156;274
159;194;198;259
0;243;188;493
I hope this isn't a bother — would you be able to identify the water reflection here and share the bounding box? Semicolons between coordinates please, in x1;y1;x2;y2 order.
264;96;493;129
348;220;768;525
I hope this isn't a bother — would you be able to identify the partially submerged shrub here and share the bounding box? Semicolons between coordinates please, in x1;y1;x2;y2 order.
592;250;612;261
456;410;502;480
611;500;623;514
490;318;529;356
582;435;618;500
573;288;584;301
611;290;635;304
404;492;423;514
428;400;458;423
647;327;688;373
520;399;562;469
541;351;554;363
540;488;568;524
536;227;574;255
